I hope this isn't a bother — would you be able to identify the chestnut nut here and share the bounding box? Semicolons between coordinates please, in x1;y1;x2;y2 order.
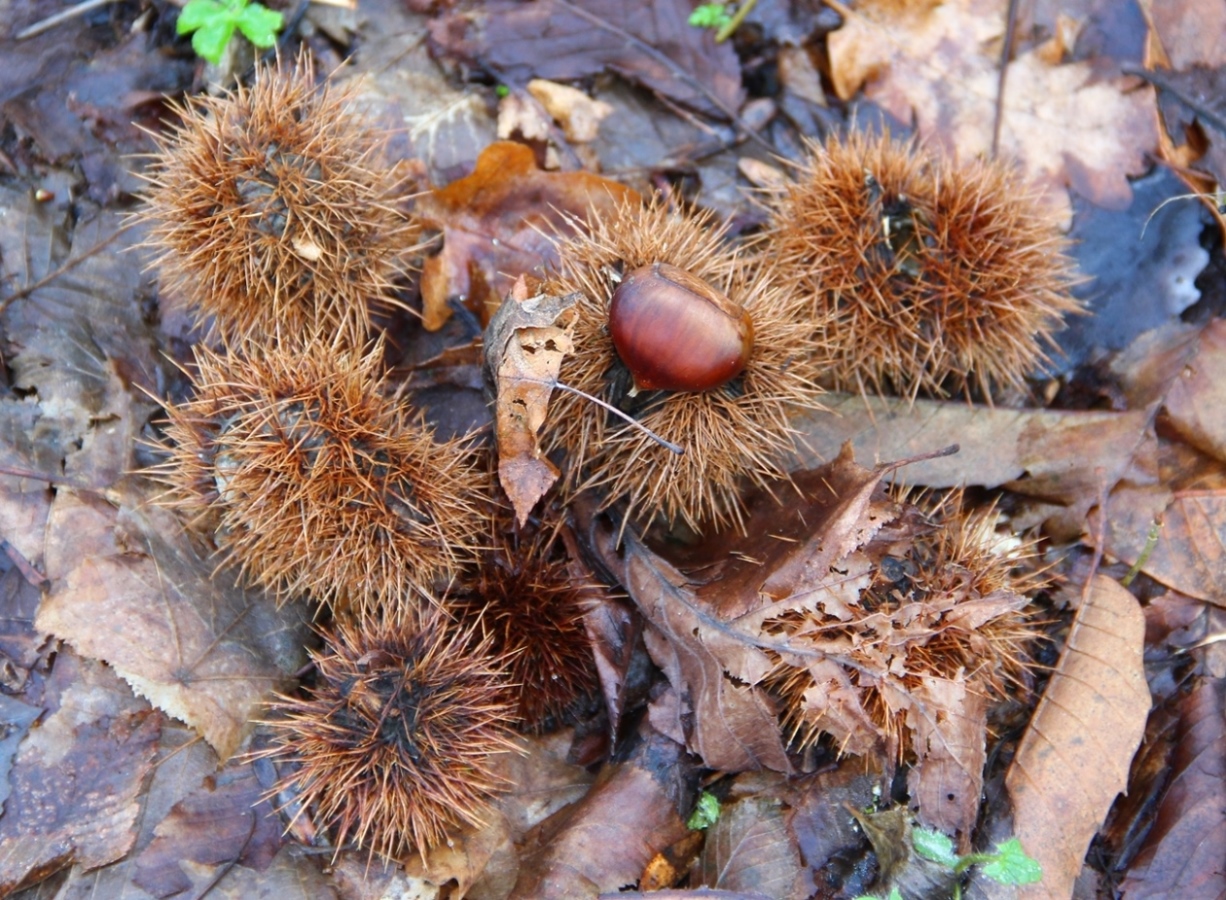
608;262;754;393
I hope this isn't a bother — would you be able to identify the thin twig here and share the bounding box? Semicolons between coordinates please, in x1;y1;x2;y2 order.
16;0;116;39
992;0;1020;157
0;223;133;316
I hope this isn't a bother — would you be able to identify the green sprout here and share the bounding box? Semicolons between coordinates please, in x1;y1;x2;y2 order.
687;0;757;42
855;829;1041;900
176;0;284;66
686;790;721;830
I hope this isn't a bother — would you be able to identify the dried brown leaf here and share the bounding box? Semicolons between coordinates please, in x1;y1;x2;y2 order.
485;280;578;524
1099;484;1226;607
1119;678;1226;898
417;141;637;329
0;653;161;894
38;479;311;760
1006;574;1149;900
827;0;1157;217
793;397;1157;539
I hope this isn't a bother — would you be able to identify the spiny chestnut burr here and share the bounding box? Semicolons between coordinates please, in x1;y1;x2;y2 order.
136;52;419;345
542;197;827;532
609;263;753;393
152;334;488;620
449;515;600;730
256;612;520;861
759;131;1083;401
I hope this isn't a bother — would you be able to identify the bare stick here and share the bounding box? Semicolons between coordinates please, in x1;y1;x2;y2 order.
547;380;685;455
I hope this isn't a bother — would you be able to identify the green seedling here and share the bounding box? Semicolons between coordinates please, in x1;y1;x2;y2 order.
177;0;284;66
687;0;756;42
686;790;720;830
855;828;1041;900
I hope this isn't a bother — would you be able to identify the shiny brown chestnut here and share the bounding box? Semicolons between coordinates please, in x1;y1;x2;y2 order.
608;262;754;393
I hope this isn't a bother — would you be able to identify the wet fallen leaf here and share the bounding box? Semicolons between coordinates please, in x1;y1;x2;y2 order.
1154;318;1226;464
1006;574;1149;900
827;0;1157;217
692;772;806;897
510;725;693;899
431;0;744;120
484;280;578;524
38;479;311;760
417;141;637;330
1118;678;1226;898
0;652;161;894
0;694;40;817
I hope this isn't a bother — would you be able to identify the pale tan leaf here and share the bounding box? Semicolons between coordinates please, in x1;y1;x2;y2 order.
1006;574;1149;899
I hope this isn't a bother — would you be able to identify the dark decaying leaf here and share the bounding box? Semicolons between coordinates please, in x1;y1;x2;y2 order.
691;771;806;898
510;725;695;899
0;652;161;895
132;760;283;898
38;479;311;760
430;0;744;120
1118;678;1226;898
1006;574;1149;900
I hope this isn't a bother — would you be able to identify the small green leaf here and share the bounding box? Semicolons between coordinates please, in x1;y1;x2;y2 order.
688;3;731;28
686;791;720;830
912;827;959;868
495;84;510;98
236;2;283;48
176;0;225;35
190;18;238;64
981;838;1043;885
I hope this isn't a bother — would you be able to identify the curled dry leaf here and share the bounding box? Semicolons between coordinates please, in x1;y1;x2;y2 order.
417;140;637;330
485;278;579;525
1006;574;1149;900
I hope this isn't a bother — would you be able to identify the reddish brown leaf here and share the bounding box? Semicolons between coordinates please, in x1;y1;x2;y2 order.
417;141;637;330
430;0;744;120
0;653;161;894
38;480;311;760
510;726;693;899
1119;679;1226;898
1006;575;1149;899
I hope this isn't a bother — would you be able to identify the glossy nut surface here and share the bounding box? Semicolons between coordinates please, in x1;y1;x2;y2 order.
608;263;754;392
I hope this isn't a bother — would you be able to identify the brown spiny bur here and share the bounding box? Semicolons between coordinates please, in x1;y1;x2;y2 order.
256;612;520;861
759;131;1082;400
609;263;753;392
136;52;419;345
763;492;1044;760
542;197;826;532
449;514;600;731
153;334;487;620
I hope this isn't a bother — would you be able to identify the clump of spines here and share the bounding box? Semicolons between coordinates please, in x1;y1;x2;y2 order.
154;333;488;620
137;52;420;345
258;612;520;861
450;515;600;730
764;493;1043;758
543;196;827;532
760;131;1082;401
